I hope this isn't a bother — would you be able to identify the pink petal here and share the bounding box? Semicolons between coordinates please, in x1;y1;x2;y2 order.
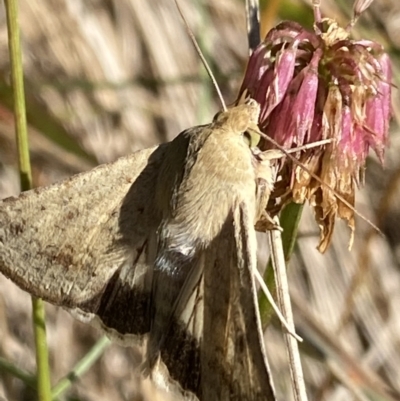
253;68;274;110
261;46;297;121
309;109;323;143
289;49;322;144
364;53;392;162
265;95;294;148
240;43;271;95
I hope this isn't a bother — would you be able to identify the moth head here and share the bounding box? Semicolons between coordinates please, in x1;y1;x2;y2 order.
212;100;261;143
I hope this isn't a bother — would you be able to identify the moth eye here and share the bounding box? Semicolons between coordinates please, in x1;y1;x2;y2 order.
243;130;260;148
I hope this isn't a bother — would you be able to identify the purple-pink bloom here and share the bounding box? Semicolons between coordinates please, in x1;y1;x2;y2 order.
237;12;392;251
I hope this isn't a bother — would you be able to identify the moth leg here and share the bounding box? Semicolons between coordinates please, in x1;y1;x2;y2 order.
252;148;283;232
255;208;283;232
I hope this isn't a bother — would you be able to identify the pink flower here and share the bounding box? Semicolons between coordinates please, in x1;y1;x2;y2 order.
238;10;392;252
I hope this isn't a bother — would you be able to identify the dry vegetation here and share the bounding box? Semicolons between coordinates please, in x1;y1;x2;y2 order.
0;0;400;400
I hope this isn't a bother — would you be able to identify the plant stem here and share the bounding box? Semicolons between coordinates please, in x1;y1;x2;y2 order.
0;357;36;389
259;202;304;326
269;219;308;401
4;0;30;188
4;1;52;400
52;336;111;399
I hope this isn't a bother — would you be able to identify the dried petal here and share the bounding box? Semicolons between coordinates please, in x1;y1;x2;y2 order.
322;85;342;141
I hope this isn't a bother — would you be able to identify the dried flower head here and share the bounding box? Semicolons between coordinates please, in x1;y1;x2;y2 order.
238;4;392;252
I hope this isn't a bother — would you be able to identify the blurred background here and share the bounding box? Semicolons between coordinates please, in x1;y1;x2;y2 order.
0;0;399;400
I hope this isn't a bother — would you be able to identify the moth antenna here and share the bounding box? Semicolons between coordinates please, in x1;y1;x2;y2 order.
253;268;303;342
174;0;227;111
250;127;383;235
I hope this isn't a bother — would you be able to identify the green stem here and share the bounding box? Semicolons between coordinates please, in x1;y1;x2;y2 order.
4;1;52;400
0;357;36;389
278;202;304;259
31;298;52;401
4;0;30;188
52;336;111;399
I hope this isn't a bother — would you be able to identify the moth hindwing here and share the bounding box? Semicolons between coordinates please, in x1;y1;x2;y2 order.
0;101;276;401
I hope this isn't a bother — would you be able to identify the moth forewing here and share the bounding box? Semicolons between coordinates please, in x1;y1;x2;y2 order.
0;145;166;343
201;203;275;400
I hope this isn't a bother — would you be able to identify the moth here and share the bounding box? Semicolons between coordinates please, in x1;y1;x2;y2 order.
0;99;277;401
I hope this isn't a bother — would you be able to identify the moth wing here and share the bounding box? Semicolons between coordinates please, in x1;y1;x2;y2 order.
0;145;167;339
155;203;276;401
